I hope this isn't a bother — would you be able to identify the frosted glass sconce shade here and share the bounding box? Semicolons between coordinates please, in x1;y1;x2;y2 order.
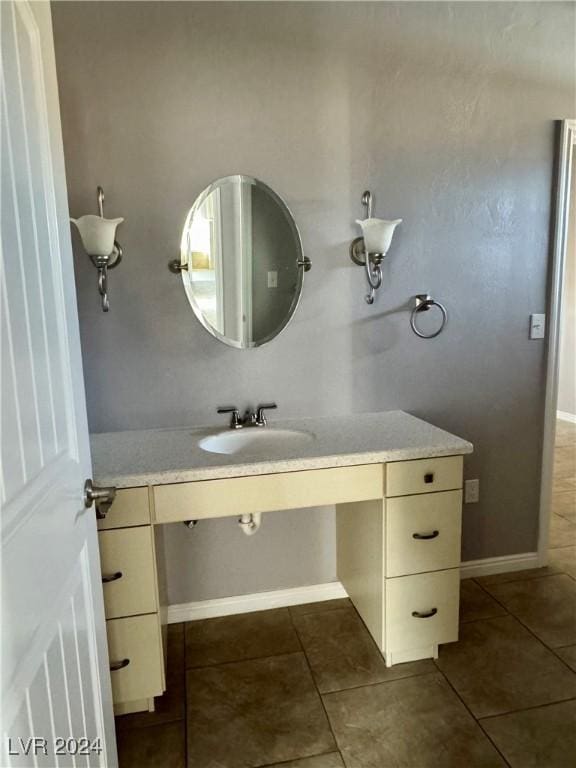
70;214;124;258
355;217;402;256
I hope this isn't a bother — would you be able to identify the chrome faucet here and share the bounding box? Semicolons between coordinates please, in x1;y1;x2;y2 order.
217;403;277;429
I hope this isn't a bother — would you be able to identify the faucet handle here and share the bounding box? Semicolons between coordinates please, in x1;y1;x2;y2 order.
217;406;241;429
256;403;277;426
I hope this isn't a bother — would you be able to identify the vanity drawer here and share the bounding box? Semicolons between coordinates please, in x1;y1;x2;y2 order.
386;456;463;498
385;569;459;653
97;487;150;530
386;490;462;577
98;526;157;619
152;464;383;523
106;614;164;705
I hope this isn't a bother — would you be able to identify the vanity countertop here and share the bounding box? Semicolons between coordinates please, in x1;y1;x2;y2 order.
91;410;473;488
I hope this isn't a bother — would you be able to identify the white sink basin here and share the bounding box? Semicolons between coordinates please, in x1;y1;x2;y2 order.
198;428;316;456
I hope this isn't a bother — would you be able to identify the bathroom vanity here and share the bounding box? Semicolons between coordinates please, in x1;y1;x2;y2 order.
91;410;472;714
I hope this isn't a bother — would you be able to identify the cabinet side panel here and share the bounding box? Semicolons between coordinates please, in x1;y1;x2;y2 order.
150;488;168;689
336;499;385;649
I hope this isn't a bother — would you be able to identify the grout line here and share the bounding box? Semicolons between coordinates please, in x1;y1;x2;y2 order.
185;646;305;672
472;584;576;674
551;647;576;674
432;664;512;768
320;670;440;699
473;581;503;598
477;695;576;721
287;607;343;761
290;613;306;654
459;602;510;625
554;512;576;524
472;572;558;588
256;750;344;768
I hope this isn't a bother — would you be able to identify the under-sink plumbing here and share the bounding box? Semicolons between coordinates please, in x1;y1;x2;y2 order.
183;515;262;536
238;513;262;536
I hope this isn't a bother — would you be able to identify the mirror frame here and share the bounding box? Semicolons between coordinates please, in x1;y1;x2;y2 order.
179;175;306;349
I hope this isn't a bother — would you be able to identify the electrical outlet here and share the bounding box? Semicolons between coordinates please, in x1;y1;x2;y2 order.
267;271;278;288
529;313;545;339
464;479;480;504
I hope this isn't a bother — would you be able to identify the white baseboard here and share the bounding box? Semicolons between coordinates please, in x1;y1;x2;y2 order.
459;552;539;579
557;410;576;424
167;552;541;623
167;581;347;624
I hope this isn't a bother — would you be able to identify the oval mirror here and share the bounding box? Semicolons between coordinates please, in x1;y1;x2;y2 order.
178;175;308;348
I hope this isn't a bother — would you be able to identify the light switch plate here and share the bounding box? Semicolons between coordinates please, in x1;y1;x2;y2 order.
529;313;546;339
267;271;278;288
464;479;480;504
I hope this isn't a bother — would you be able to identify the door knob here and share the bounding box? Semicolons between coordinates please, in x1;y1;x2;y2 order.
84;479;116;519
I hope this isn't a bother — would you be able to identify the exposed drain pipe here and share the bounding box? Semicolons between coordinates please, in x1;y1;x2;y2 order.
238;512;262;536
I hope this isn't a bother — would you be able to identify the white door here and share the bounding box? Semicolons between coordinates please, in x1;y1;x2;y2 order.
1;2;116;766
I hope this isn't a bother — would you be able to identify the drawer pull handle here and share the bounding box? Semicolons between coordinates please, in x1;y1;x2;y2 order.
412;608;438;619
412;530;439;540
102;571;123;583
110;658;130;671
424;473;435;484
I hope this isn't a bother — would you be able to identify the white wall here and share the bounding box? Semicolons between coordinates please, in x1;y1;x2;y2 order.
558;156;576;418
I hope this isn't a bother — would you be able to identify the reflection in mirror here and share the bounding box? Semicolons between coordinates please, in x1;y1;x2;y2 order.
179;175;306;348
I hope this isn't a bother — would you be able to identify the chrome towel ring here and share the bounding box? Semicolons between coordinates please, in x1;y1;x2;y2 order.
410;294;448;339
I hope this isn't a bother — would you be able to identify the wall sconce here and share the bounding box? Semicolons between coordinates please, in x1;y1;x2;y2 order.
350;190;401;304
70;187;123;312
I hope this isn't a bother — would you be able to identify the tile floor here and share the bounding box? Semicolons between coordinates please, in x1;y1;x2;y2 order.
116;422;576;768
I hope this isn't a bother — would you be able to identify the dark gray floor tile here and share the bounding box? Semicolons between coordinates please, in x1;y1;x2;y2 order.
289;598;351;618
482;574;576;648
435;615;576;718
323;672;505;767
186;652;335;768
460;580;507;623
266;754;344;768
116;623;185;731
549;546;576;579
117;721;185;768
481;700;576;768
185;608;300;668
293;606;434;693
555;644;576;672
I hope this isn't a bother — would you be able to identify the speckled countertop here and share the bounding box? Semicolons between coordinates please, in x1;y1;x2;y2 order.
90;410;473;488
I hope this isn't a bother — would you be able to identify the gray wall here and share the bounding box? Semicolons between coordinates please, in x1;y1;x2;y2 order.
558;161;576;417
52;2;575;605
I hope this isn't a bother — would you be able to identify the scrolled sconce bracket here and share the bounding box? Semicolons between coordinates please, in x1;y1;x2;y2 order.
97;263;109;312
350;237;367;266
